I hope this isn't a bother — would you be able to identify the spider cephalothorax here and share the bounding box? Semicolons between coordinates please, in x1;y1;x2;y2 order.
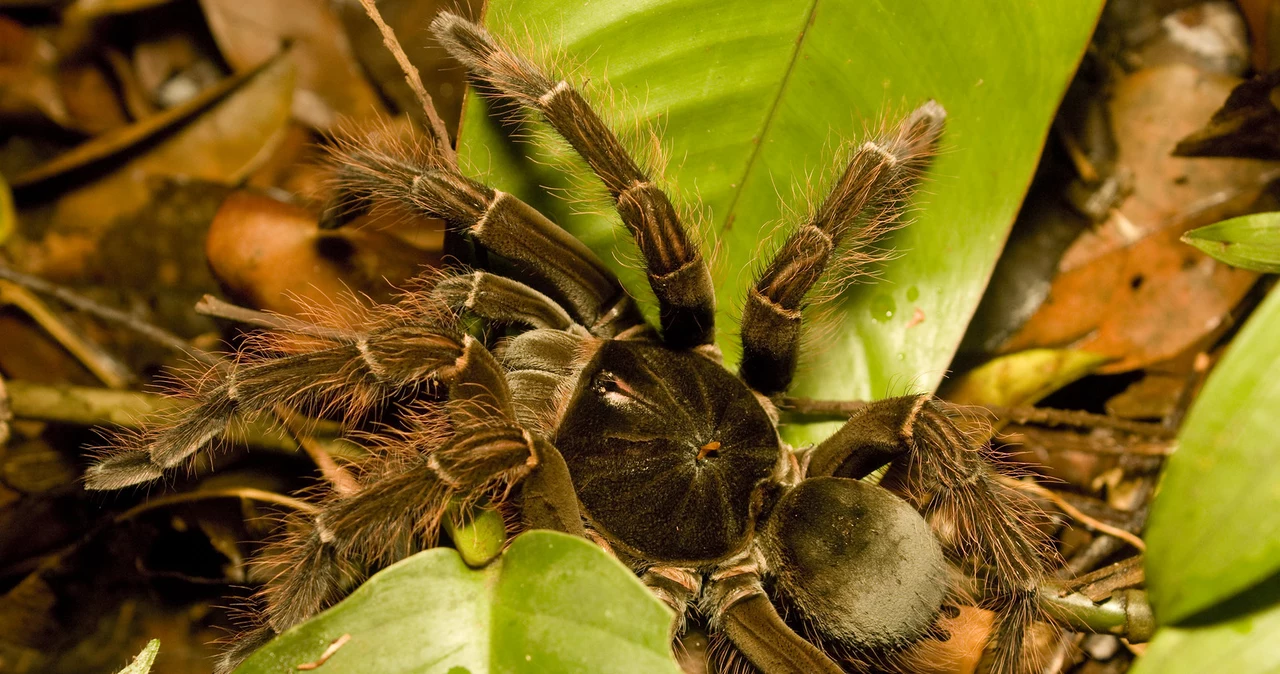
88;12;1049;674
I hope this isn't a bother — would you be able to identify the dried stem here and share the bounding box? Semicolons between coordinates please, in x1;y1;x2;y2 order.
1021;480;1147;552
115;487;320;522
0;264;218;367
781;396;1176;439
195;294;361;343
357;0;456;164
0;278;134;387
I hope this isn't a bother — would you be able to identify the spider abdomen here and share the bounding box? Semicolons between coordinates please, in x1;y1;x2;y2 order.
762;476;948;651
555;340;781;563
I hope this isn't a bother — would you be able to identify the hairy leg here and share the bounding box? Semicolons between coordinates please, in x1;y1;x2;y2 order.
739;103;944;395
806;395;1051;674
431;13;716;349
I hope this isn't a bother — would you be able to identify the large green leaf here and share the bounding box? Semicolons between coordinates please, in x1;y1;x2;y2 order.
1143;287;1280;624
237;531;680;673
1130;587;1280;674
459;0;1101;445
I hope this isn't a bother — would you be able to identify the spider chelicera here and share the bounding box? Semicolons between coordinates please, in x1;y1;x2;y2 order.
89;12;1049;674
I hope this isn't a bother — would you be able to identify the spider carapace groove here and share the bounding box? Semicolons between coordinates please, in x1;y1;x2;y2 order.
88;11;1051;674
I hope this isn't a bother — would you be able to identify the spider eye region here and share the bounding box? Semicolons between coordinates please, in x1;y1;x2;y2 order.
556;340;780;562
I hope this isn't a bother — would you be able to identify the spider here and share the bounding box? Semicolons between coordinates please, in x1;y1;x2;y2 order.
87;12;1049;674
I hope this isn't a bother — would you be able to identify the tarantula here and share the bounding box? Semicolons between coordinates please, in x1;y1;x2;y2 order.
87;11;1049;674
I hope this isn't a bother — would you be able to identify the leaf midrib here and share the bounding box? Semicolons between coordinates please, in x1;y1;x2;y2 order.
717;0;820;235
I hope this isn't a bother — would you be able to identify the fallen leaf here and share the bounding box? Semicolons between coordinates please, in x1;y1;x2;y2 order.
57;61;129;134
1174;68;1280;159
1060;65;1280;270
13;56;278;190
10;56;295;282
0;17;72;128
944;349;1112;407
198;0;386;129
1000;225;1257;373
205;190;440;315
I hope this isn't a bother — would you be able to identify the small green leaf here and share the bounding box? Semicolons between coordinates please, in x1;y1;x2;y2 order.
943;349;1111;407
1183;213;1280;273
1144;287;1280;623
236;531;680;674
443;505;508;567
115;639;160;674
1130;596;1280;674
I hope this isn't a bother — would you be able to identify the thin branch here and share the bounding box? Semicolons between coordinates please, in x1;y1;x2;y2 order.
1022;481;1147;552
357;0;456;164
195;294;361;343
780;396;1176;439
272;404;360;496
0;278;135;387
0;263;219;367
114;487;320;522
984;404;1176;440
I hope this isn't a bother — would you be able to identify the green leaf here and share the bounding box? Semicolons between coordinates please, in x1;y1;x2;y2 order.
115;639;160;674
236;531;680;674
459;0;1101;447
1183;212;1280;273
1144;287;1280;624
943;349;1111;407
1130;594;1280;674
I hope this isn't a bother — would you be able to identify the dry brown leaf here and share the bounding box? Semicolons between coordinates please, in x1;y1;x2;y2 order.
1173;68;1280;159
198;0;387;129
11;56;295;282
1060;65;1280;270
999;64;1273;372
56;62;129;134
0;17;72;128
205;190;440;315
999;225;1256;373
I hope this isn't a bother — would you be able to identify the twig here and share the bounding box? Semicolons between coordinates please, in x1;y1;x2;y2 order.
4;379;357;458
1022;481;1147;551
780;396;1176;439
296;633;351;670
984;404;1176;440
0;278;134;387
273;404;360;496
195;294;361;343
114;487;320;522
357;0;456;164
0;264;218;367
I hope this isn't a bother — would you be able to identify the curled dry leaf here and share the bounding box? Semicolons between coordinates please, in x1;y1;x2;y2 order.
11;56;295;282
0;16;72;128
944;349;1112;408
1174;68;1280;160
198;0;387;129
205;190;440;315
